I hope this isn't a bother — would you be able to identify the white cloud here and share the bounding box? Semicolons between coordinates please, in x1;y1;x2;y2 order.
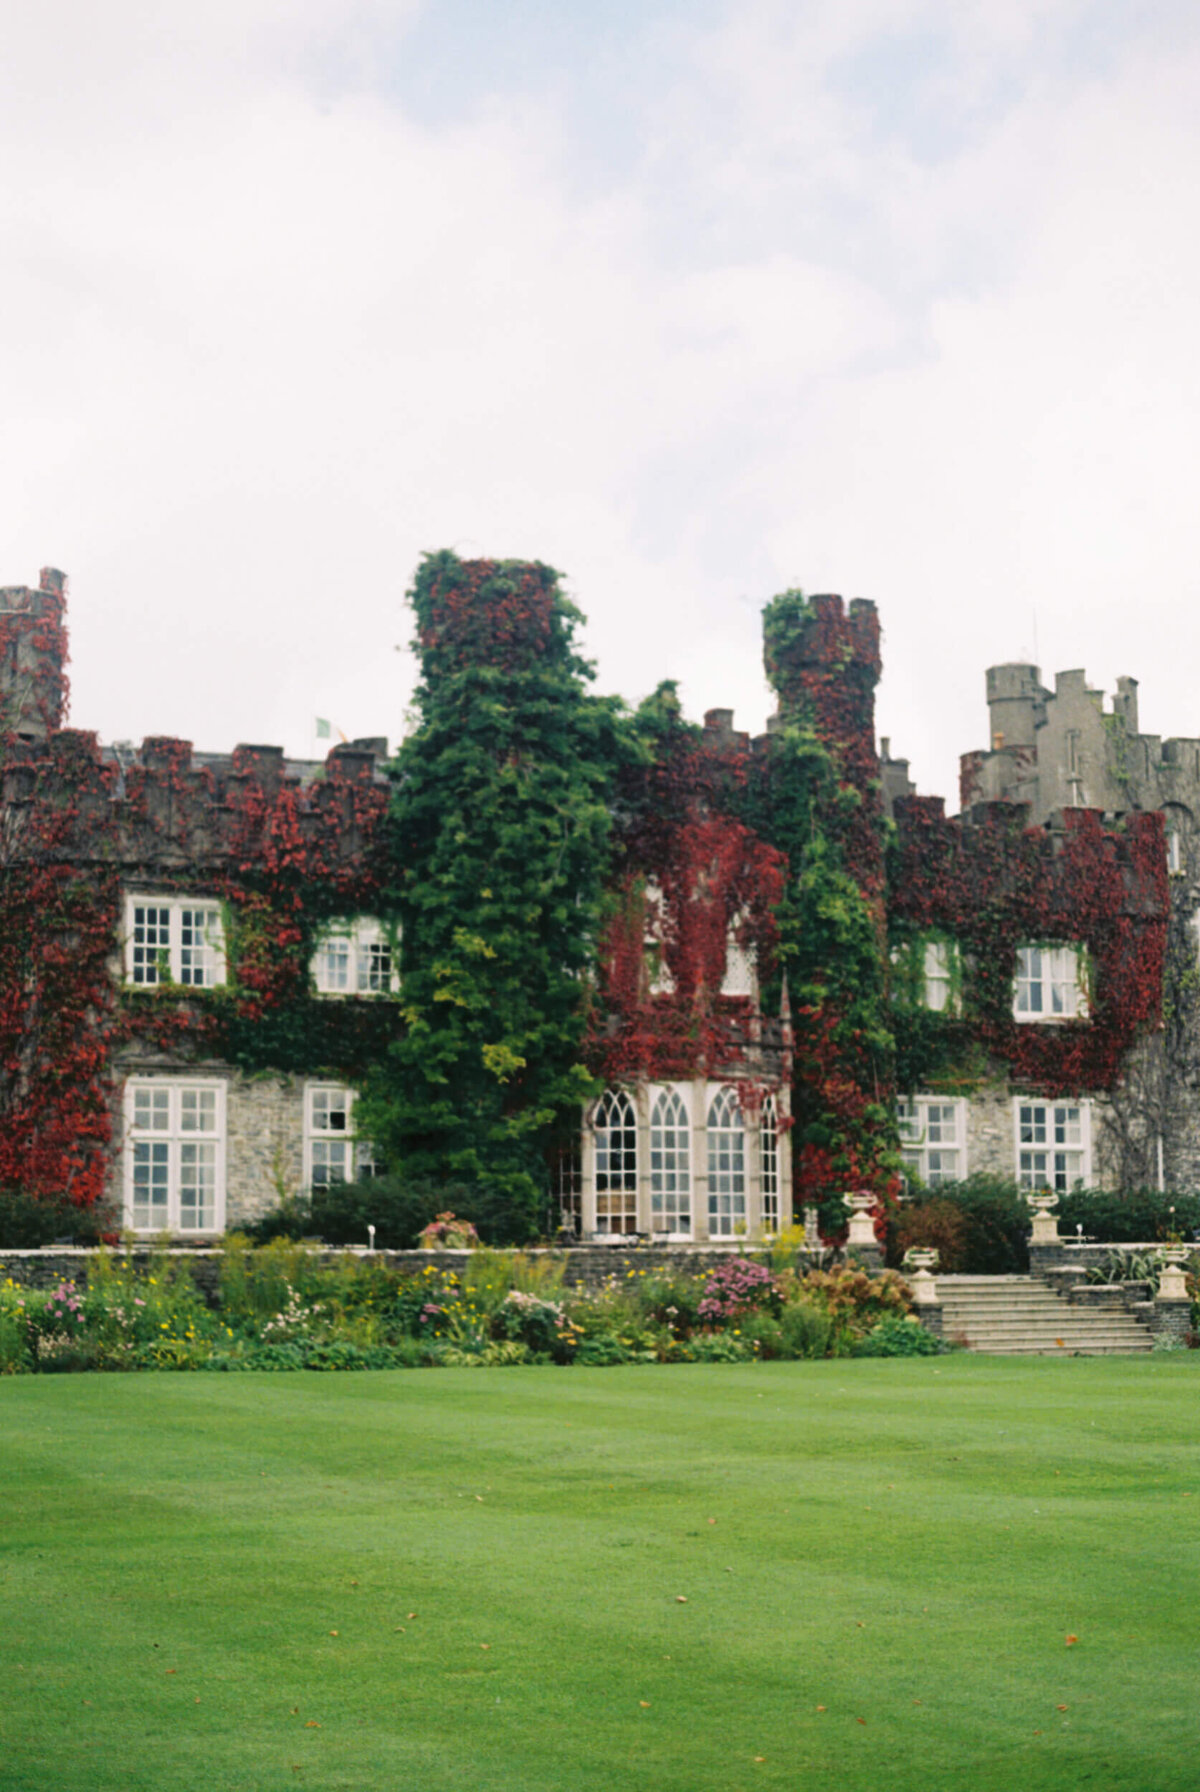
1;0;1199;809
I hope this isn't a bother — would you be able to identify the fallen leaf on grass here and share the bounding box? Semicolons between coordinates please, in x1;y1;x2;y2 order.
329;1631;339;1638
305;1721;321;1729
816;1706;826;1712
675;1595;688;1604
165;1669;177;1675
640;1701;650;1708
856;1717;866;1725
407;1613;417;1620
707;1518;716;1525
754;1756;766;1762
1065;1635;1078;1647
291;1707;299;1715
480;1644;490;1651
1057;1705;1068;1712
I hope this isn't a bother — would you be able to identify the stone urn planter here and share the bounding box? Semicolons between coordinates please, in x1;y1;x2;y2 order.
1157;1245;1191;1301
1026;1191;1060;1244
903;1248;940;1272
417;1212;480;1251
843;1190;879;1250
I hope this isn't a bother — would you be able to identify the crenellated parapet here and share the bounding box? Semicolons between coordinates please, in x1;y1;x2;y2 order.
0;727;389;886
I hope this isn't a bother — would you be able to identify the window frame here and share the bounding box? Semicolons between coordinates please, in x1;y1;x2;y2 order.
1014;1098;1092;1192
706;1084;746;1238
123;894;226;990
1013;944;1089;1023
897;1094;967;1187
649;1083;692;1240
889;932;961;1015
303;1083;378;1189
123;1076;226;1234
311;917;400;997
761;1092;780;1234
593;1088;638;1234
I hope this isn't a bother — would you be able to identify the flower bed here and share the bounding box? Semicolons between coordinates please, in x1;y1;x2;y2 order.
0;1244;924;1373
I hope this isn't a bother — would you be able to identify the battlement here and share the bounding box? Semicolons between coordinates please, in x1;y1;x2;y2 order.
0;566;69;740
0;726;390;881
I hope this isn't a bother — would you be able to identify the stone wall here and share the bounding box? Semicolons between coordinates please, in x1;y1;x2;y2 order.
0;1241;849;1301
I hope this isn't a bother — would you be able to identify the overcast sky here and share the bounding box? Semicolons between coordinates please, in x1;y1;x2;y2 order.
3;0;1199;806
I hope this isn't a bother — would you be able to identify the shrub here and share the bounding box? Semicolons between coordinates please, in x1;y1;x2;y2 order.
853;1314;943;1356
688;1331;753;1362
496;1290;571;1358
0;1188;119;1248
778;1297;833;1360
886;1177;1029;1275
890;1198;968;1272
1057;1189;1200;1244
696;1260;781;1325
739;1311;786;1358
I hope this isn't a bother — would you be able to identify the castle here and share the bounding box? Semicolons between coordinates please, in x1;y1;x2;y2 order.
0;559;1184;1242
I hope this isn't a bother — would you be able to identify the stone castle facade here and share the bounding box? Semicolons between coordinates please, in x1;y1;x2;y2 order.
0;562;1188;1240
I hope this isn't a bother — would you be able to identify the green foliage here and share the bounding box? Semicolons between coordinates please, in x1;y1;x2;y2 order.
357;553;633;1238
853;1314;944;1356
0;1187;118;1247
244;1174;460;1249
886;1176;1031;1275
736;587;897;1207
1057;1188;1200;1243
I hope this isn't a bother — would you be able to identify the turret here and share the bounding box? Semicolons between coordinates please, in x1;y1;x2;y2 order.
0;567;69;741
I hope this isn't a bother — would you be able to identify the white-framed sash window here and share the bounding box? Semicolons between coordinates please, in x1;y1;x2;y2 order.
124;1077;226;1233
593;1088;638;1234
1014;946;1087;1020
312;918;398;995
898;1095;966;1186
761;1092;780;1233
649;1084;692;1238
890;935;960;1013
124;895;226;989
304;1084;378;1187
707;1085;746;1237
1015;1099;1091;1192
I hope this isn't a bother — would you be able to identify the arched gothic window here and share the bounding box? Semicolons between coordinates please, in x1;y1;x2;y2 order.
594;1088;638;1234
649;1087;691;1237
761;1092;779;1234
707;1086;746;1237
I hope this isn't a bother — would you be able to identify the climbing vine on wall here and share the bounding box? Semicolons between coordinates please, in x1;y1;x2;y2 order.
888;798;1167;1096
355;552;629;1238
737;591;898;1228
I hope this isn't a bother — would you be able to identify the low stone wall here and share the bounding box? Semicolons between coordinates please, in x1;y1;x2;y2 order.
0;1241;852;1303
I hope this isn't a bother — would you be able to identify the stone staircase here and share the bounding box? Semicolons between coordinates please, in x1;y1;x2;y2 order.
936;1275;1154;1355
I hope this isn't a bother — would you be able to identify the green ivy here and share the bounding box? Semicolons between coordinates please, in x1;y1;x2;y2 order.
355;552;632;1239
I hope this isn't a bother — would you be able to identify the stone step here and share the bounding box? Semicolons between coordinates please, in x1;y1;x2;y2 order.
932;1272;1156;1355
961;1342;1154;1355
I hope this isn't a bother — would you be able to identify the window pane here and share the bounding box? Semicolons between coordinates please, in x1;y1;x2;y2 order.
761;1095;779;1232
311;1089;350;1132
179;907;221;987
322;937;351;991
132;905;171;986
594;1090;637;1232
179;1142;216;1230
650;1089;691;1234
707;1087;745;1236
357;940;392;993
132;1087;171;1133
180;1088;218;1133
131;1141;169;1228
311;1139;351;1186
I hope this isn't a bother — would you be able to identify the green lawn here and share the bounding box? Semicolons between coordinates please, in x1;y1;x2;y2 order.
2;1359;1199;1792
